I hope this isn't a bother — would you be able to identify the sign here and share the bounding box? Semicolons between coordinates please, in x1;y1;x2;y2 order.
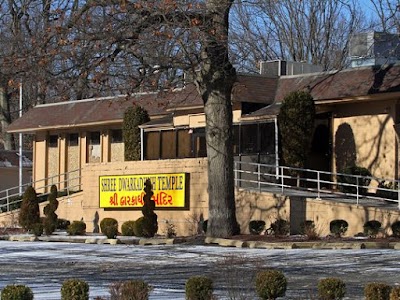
99;173;186;209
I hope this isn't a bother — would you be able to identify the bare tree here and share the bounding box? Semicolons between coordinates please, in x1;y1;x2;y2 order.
368;0;400;32
230;0;366;72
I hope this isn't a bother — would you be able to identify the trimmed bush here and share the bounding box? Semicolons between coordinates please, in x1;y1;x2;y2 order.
1;284;33;300
67;221;86;236
61;279;89;300
43;185;59;235
301;220;319;240
141;179;158;237
364;220;382;238
57;219;71;230
121;221;136;236
133;217;144;237
364;282;391;300
330;220;348;238
100;218;118;239
32;222;44;237
337;165;372;195
391;221;400;238
390;287;400;300
318;277;346;300
249;220;266;235
377;181;398;200
19;186;40;231
109;279;152;300
270;219;290;236
185;276;213;300
255;269;287;300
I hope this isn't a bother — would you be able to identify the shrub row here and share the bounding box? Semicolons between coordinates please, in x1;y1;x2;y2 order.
4;272;398;299
330;219;400;238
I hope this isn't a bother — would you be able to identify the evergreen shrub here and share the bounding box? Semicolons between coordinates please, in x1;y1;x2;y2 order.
301;220;319;240
100;218;118;239
133;217;144;237
185;276;213;300
364;282;391;300
317;277;346;300
329;220;348;238
377;181;398;200
43;185;59;235
391;221;400;237
61;279;89;300
67;221;86;235
249;220;266;235
270;219;290;236
121;221;136;236
390;287;400;300
141;179;158;237
31;222;43;237
363;220;382;238
255;269;287;300
1;284;33;300
57;219;71;230
109;279;152;300
18;186;40;231
337;166;372;195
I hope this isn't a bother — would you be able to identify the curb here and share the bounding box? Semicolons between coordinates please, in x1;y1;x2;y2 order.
3;234;400;250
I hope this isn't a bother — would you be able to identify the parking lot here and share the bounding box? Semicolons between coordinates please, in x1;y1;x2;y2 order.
1;240;400;299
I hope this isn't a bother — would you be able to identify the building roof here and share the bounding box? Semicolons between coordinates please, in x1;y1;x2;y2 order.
0;150;32;168
7;74;277;134
241;63;400;121
7;64;400;133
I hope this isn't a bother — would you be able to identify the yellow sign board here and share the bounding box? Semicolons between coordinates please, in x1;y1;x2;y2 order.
99;173;186;209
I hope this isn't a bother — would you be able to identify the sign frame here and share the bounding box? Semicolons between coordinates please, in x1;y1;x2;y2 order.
98;172;190;211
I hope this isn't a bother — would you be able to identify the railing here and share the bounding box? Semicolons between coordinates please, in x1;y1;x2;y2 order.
234;161;400;210
0;169;82;213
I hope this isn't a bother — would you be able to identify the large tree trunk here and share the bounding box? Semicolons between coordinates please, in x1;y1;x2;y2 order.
196;0;239;238
0;87;14;150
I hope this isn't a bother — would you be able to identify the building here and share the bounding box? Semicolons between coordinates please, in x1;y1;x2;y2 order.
3;59;400;236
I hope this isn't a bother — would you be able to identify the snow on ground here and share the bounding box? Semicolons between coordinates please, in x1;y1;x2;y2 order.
0;241;399;299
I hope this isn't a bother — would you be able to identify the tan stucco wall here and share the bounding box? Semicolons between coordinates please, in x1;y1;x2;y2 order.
110;143;124;162
74;158;209;236
332;101;397;180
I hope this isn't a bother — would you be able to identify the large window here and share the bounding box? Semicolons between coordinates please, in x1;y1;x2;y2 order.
177;129;191;158
241;124;258;154
145;131;160;160
161;131;176;159
87;131;101;163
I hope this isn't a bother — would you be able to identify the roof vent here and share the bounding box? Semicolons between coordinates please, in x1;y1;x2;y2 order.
259;60;323;77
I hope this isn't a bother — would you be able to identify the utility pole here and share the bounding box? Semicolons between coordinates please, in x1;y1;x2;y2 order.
19;82;23;195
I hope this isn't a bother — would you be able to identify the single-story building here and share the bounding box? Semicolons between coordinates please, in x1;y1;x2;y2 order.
3;61;400;236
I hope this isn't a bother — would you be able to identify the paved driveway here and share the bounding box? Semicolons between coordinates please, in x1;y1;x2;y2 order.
0;241;399;299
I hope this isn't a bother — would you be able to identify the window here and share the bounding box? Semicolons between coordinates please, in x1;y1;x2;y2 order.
87;132;101;163
145;131;160;160
241;124;258;154
111;129;123;143
161;131;176;159
260;123;275;154
177;129;191;158
68;133;79;146
48;135;58;147
89;132;101;145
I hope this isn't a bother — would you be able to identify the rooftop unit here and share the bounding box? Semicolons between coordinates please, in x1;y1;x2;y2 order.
259;60;323;77
349;31;400;68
